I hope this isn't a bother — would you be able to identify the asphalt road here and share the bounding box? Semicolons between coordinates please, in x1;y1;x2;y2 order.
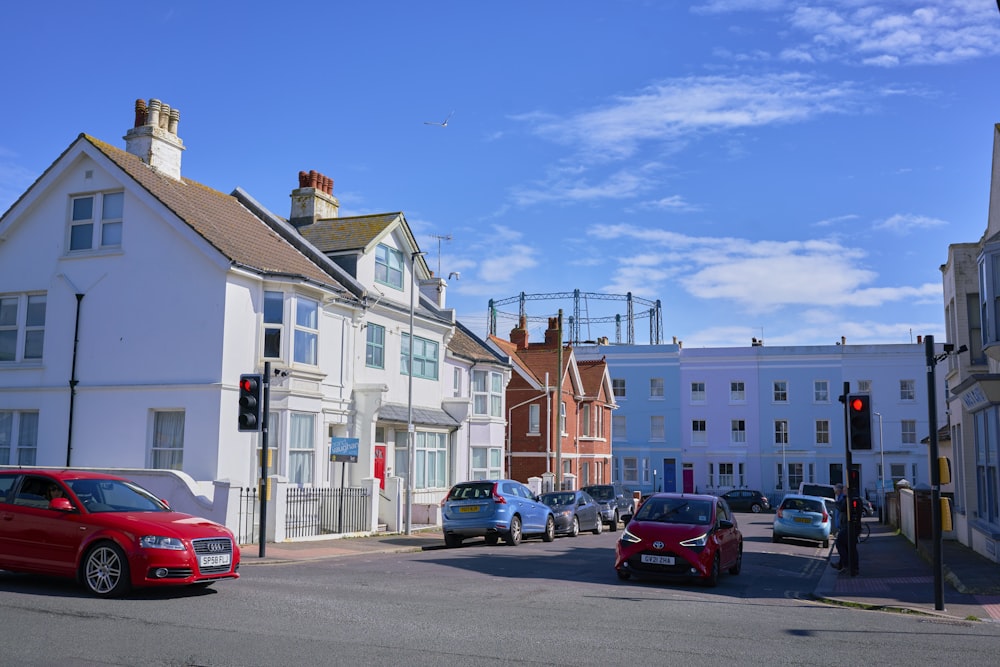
0;513;997;666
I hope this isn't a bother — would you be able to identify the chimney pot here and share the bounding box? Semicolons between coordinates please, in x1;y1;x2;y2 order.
133;99;147;128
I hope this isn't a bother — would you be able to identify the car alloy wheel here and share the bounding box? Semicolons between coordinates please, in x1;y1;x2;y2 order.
505;516;522;546
569;516;580;537
83;542;131;598
592;516;603;535
751;503;762;513
703;553;720;588
542;516;556;542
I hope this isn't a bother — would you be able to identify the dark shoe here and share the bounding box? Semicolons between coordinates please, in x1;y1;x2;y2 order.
830;561;843;571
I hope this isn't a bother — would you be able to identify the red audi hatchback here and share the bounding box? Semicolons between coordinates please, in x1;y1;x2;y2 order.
614;492;742;587
0;469;240;597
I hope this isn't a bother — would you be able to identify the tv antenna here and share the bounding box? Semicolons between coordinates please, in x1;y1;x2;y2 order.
430;234;452;276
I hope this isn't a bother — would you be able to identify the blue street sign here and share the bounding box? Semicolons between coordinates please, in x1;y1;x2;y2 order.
330;437;359;463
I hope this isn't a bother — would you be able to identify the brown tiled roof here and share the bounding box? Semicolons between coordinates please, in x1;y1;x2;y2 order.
84;135;345;291
297;213;402;254
449;322;509;364
577;359;608;399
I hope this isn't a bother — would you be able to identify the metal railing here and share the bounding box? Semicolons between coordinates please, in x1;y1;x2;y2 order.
285;486;373;538
236;486;259;545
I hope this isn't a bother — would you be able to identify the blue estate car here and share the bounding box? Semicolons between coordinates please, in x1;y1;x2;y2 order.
441;480;556;547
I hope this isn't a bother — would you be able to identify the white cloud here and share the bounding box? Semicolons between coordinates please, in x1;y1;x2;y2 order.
874;213;948;234
586;223;938;314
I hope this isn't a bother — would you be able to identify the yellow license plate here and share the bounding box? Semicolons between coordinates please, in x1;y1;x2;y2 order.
459;506;479;513
794;517;812;524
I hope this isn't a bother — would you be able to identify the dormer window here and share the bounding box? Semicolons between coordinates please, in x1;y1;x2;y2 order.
69;191;123;251
375;244;404;290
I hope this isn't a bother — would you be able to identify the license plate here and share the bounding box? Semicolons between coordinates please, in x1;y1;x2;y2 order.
459;506;480;513
640;554;674;565
200;554;231;568
794;517;812;524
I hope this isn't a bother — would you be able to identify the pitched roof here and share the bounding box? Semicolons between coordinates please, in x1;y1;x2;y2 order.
577;358;608;398
296;213;403;254
84;135;349;293
449;321;510;365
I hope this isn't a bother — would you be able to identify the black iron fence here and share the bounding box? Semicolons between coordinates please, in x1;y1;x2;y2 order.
237;486;259;545
285;486;373;539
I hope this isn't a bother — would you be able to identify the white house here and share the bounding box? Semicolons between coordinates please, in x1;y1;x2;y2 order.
0;97;508;533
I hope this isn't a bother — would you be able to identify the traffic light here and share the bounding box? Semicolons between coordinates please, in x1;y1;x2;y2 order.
238;374;262;432
847;466;861;498
847;394;872;450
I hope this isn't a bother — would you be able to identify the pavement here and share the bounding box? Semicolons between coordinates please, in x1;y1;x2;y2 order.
240;519;1000;623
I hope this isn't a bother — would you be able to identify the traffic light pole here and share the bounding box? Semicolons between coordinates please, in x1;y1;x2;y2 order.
925;336;945;611
259;361;270;559
840;382;856;576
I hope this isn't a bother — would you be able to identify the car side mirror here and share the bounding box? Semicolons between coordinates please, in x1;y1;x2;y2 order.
48;497;75;512
718;519;734;530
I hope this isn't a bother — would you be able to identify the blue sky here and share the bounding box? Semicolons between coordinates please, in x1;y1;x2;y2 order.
3;1;1000;347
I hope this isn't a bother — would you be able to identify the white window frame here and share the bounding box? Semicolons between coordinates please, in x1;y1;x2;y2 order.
289;413;315;485
151;410;184;470
473;370;503;418
68;190;123;252
263;291;284;359
901;419;917;444
560;401;567;434
581;403;592;436
471;446;502;480
718;462;734;487
814;380;829;402
900;379;916;401
528;404;541;434
775;419;789;445
623;457;638;482
690;382;706;402
650;415;665;441
415;431;448;490
293;297;318;366
773;380;788;402
731;419;746;444
0;293;46;363
0;410;38;465
612;415;626;440
691;420;707;445
612;378;626;399
650;377;664;398
816;419;830;445
730;381;745;402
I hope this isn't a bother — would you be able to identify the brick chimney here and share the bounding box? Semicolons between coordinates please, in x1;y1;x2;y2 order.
290;170;340;227
509;315;529;350
124;99;185;180
544;316;561;348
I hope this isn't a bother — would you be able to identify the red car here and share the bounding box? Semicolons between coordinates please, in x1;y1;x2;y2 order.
0;469;240;597
614;492;742;587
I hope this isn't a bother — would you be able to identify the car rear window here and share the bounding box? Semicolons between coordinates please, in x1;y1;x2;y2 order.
782;498;824;513
448;482;495;500
540;493;575;506
583;486;614;501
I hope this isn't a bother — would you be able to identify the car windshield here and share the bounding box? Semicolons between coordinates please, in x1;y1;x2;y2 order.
67;479;170;513
635;498;712;525
540;493;575;506
584;487;614;501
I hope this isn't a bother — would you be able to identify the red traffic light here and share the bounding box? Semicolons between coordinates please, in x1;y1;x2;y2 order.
850;397;865;412
240;377;256;393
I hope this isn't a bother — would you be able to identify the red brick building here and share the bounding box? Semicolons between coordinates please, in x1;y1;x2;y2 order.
490;315;615;489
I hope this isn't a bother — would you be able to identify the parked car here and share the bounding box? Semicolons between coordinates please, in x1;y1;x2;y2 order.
772;494;832;548
441;480;556;547
581;483;635;527
0;469;240;598
538;490;603;537
614;492;743;587
720;489;770;513
798;482;837;502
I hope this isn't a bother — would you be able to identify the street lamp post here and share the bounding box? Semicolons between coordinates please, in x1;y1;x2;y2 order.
405;250;426;536
874;411;885;523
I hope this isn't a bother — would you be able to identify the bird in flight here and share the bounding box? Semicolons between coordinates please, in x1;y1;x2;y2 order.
424;111;453;127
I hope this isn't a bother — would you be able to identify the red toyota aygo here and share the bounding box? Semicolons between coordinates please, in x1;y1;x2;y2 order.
614;492;742;587
0;469;240;597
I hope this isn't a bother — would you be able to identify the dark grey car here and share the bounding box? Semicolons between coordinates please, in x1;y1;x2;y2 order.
581;483;634;529
538;490;603;537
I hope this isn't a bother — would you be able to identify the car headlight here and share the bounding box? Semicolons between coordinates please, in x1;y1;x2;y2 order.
679;532;708;548
557;510;573;519
620;528;642;544
139;536;186;550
